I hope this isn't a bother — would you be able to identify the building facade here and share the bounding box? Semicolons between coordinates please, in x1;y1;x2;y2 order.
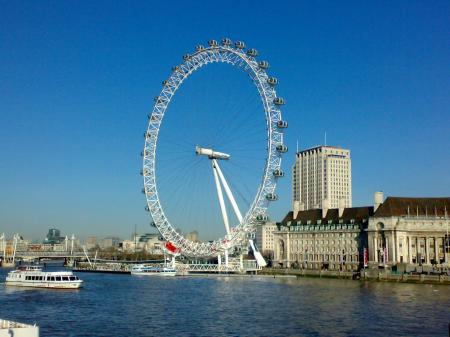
367;196;450;268
273;205;373;271
255;222;277;259
99;237;121;249
44;228;65;245
292;145;352;210
86;236;97;250
121;233;163;254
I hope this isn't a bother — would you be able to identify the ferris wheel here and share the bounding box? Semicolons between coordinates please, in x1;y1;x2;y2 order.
142;38;287;259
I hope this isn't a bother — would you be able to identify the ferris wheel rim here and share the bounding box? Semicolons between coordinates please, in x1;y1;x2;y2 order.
142;40;286;257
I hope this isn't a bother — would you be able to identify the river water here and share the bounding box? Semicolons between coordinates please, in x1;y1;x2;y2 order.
0;268;449;337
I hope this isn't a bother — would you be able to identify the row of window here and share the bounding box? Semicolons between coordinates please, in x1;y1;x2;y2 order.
290;253;359;262
25;275;79;281
287;223;360;229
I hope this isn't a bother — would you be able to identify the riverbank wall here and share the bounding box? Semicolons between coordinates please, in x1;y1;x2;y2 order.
259;268;450;285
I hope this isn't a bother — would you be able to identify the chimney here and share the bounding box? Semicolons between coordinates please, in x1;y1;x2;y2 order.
374;191;384;212
293;200;300;219
338;198;346;217
322;199;329;219
293;201;306;219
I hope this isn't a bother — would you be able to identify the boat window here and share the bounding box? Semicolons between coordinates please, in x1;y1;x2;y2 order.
38;276;43;281
50;276;55;281
26;276;31;280
31;276;36;281
55;276;62;281
62;276;69;281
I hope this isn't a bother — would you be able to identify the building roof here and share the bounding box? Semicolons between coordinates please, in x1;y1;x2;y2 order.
280;206;374;226
296;145;350;157
374;197;450;217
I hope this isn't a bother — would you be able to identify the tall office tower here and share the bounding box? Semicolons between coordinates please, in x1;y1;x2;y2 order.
292;145;352;210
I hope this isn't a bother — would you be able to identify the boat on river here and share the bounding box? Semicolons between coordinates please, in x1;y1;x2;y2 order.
131;264;177;276
0;318;39;337
5;265;83;289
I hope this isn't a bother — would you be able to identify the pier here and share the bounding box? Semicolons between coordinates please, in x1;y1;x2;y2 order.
72;259;261;274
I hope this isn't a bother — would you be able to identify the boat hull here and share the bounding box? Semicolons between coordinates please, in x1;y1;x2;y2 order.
5;280;83;289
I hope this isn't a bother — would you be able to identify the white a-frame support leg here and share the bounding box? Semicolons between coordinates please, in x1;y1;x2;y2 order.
212;160;231;235
212;159;244;268
213;159;243;223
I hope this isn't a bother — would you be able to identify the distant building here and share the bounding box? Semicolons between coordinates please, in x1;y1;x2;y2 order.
274;203;373;271
255;222;277;259
86;236;97;250
367;195;450;268
43;228;65;245
186;231;199;242
99;237;121;249
121;233;163;254
292;145;352;210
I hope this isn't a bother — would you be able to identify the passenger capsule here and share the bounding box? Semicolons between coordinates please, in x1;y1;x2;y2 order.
266;193;278;201
141;188;146;194
145;206;150;212
208;40;218;47
277;120;288;128
183;54;191;61
150;222;156;227
162;80;169;86
172;65;181;72
258;61;269;69
276;144;288;153
273;169;285;177
221;38;232;46
246;49;258;57
267;77;278;86
256;214;269;222
196;45;205;52
235;41;245;49
273;97;285;105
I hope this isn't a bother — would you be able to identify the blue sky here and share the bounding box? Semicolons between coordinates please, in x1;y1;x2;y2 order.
0;1;449;241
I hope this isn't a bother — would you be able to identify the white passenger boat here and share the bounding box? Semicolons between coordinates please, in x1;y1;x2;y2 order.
5;265;83;289
131;264;177;276
0;318;39;337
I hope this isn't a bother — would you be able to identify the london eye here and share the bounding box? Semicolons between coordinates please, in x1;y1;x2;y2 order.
142;38;287;262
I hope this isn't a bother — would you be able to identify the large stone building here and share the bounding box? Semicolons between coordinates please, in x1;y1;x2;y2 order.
255;222;277;259
273;204;373;271
292;145;352;210
367;196;450;268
